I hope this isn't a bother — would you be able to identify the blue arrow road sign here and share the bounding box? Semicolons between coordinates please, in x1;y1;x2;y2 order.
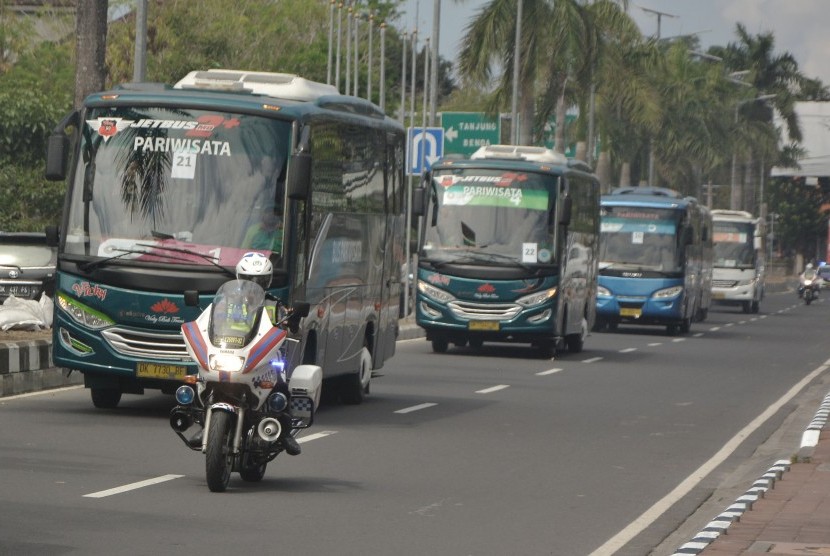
407;127;444;175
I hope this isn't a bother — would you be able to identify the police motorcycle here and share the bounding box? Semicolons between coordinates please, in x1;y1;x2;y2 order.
170;253;322;492
798;264;821;305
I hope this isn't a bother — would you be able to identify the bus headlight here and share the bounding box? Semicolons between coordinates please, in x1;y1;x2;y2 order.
517;287;557;308
56;292;114;329
417;281;456;303
597;285;611;297
209;354;245;372
653;286;683;299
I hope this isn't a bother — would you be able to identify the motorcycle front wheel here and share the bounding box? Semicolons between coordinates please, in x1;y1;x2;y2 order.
205;411;235;492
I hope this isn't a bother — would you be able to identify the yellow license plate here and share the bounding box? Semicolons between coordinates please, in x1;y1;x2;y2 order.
136;362;188;380
620;307;642;318
712;292;725;300
468;320;499;331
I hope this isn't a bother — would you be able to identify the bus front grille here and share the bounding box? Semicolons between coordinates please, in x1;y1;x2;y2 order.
448;301;521;321
101;328;191;361
712;279;737;288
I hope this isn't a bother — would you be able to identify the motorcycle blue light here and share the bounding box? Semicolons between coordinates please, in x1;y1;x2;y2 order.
270;358;285;372
268;392;288;412
175;385;195;405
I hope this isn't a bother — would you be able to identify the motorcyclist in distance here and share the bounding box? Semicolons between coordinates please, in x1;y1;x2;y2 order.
798;262;821;298
234;252;302;456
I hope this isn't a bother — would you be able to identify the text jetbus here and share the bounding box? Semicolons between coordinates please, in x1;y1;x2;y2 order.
46;69;406;408
412;145;600;358
596;187;713;335
711;209;765;313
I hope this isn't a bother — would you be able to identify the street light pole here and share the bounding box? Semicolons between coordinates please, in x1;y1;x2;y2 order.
730;94;776;210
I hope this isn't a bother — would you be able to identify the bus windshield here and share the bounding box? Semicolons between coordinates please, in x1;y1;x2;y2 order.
422;168;556;266
65;106;292;267
713;222;755;268
600;206;681;271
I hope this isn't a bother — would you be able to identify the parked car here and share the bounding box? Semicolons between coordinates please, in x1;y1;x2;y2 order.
0;232;57;302
817;263;830;286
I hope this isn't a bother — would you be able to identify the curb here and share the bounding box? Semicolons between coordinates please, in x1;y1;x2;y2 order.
670;389;830;555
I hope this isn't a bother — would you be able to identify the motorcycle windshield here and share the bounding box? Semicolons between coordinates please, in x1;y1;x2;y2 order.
208;280;267;348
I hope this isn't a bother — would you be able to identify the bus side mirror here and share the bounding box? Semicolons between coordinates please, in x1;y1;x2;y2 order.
45;225;59;247
46;133;69;181
753;235;762;250
287;153;311;200
412;187;426;217
559;196;572;227
287;301;309;333
184;290;200;307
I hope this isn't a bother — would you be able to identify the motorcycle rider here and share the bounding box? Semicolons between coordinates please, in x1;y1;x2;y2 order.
798;262;820;298
233;252;302;456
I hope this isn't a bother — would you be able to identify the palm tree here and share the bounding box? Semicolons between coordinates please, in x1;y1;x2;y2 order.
457;0;550;145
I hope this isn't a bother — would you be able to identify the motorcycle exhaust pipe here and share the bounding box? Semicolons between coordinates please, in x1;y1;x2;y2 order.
170;409;193;432
257;417;282;442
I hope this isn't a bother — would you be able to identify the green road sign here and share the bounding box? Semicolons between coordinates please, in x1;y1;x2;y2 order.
441;112;501;157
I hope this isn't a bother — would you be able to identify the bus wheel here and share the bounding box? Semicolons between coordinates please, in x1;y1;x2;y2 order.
565;318;588;353
666;323;680;336
341;347;372;405
742;300;752;313
680;316;692;334
751;300;760;313
431;337;449;353
91;388;122;409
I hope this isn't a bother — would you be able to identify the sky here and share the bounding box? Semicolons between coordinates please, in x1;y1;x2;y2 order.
398;0;830;86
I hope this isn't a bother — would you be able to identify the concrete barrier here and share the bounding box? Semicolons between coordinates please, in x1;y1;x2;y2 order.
0;337;83;397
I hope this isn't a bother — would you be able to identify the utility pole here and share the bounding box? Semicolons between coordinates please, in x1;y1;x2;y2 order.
132;0;147;82
641;6;676;185
428;0;439;126
510;0;523;145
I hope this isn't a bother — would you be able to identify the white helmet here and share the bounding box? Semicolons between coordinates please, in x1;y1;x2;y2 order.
235;252;273;289
807;263;814;270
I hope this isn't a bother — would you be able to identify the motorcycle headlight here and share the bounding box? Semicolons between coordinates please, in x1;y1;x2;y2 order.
417;281;456;303
517;287;557;307
209;354;245;372
653;285;683;299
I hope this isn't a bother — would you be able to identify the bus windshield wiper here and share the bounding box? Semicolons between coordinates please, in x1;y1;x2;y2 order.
79;243;234;278
429;251;534;272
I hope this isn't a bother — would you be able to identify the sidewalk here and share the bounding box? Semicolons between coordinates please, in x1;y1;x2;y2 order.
674;393;830;555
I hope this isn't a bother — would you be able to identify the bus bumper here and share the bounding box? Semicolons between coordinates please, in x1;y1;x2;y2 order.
595;293;684;326
52;314;197;394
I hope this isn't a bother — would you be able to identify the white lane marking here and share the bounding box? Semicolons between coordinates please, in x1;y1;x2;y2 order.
671;338;685;343
693;333;704;338
619;348;637;353
709;326;721;331
298;431;337;443
588;360;830;556
648;342;663;347
725;322;735;327
581;357;603;363
395;403;438;414
536;368;563;376
84;474;184;498
476;385;510;394
0;385;84;402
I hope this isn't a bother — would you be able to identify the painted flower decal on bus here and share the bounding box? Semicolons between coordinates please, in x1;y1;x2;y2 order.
151;299;180;314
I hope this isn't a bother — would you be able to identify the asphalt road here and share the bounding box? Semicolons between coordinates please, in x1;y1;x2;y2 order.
1;288;828;556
